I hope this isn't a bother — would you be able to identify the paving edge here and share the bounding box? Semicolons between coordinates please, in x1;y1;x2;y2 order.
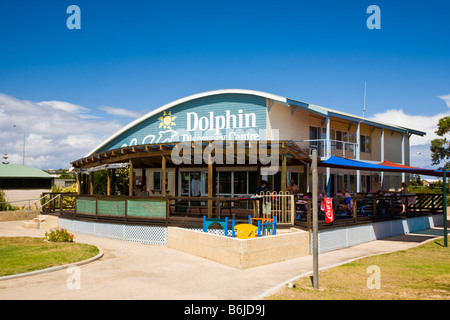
0;245;104;281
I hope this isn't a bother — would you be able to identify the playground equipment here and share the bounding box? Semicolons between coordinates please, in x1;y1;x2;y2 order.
202;215;277;239
202;216;229;235
248;215;277;237
233;223;258;239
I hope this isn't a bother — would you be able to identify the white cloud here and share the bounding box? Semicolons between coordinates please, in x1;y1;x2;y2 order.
37;100;89;114
370;109;450;169
438;94;450;108
0;93;123;170
99;105;142;118
369;109;448;147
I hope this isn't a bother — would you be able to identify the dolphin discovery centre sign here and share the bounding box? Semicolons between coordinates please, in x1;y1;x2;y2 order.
183;109;261;141
96;93;269;153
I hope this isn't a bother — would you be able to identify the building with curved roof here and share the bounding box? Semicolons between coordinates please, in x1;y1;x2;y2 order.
64;89;448;255
72;89;425;200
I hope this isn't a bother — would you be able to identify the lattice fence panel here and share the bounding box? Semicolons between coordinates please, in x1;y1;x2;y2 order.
59;218;167;245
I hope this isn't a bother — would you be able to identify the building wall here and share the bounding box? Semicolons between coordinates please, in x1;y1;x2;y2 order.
265;101;408;165
266;100;311;140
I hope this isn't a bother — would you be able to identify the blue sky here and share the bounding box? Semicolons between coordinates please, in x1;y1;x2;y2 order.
0;0;449;169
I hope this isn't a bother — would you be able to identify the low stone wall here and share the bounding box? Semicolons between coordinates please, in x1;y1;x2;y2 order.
167;227;310;269
0;210;39;221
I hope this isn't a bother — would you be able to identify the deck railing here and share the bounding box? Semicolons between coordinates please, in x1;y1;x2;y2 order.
46;192;444;230
295;193;445;230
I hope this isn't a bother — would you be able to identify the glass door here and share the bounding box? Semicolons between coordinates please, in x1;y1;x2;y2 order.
180;171;208;197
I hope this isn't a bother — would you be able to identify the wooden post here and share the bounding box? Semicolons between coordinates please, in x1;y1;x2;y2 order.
107;169;111;196
353;198;357;222
89;172;94;195
390;198;394;218
303;164;308;194
373;198;377;217
111;169;116;195
129;160;133;196
208;146;213;218
162;155;167;197
76;172;81;195
290;194;295;225
281;153;287;192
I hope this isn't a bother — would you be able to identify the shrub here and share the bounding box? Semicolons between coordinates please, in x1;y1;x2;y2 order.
49;183;77;209
0;188;17;211
45;228;74;243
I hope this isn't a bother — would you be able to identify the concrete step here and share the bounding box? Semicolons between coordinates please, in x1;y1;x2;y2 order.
21;215;59;229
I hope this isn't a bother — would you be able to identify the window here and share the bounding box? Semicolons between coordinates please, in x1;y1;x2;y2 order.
217;171;258;195
153;171;168;190
218;172;232;194
309;126;324;155
360;135;370;153
248;171;257;194
332;130;343;150
233;172;247;195
190;172;207;197
348;132;356;152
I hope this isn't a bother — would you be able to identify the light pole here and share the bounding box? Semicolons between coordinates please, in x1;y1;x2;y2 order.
416;152;424;168
13;124;25;165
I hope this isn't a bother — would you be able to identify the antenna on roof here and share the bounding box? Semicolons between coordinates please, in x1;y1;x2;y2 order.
363;81;367;119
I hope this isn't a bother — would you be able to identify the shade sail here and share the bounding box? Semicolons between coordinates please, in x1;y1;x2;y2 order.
379;160;422;169
319;156;442;177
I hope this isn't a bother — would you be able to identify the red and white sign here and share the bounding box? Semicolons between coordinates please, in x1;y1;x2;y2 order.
324;197;334;223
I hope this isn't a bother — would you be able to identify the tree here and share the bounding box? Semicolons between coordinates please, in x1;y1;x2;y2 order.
2;153;9;165
409;174;423;187
430;116;450;169
58;169;75;179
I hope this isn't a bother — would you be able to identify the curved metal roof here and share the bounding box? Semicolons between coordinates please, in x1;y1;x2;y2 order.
85;89;286;157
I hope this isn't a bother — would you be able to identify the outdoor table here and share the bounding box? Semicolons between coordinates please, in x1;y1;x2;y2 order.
296;200;308;220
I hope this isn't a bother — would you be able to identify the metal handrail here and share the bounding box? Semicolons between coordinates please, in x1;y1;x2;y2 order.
0;194;50;222
36;194;61;229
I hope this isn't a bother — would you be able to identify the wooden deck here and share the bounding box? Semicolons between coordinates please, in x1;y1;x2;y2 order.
40;192;445;231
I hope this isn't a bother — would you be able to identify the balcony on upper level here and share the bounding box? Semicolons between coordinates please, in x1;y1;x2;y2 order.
294;139;360;160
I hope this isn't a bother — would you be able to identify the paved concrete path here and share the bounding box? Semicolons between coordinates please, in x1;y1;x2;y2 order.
0;220;447;300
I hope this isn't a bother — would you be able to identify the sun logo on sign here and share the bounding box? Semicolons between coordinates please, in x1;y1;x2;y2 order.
158;111;176;130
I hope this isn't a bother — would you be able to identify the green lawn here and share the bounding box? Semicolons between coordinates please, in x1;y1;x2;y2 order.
0;237;99;277
267;238;450;300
